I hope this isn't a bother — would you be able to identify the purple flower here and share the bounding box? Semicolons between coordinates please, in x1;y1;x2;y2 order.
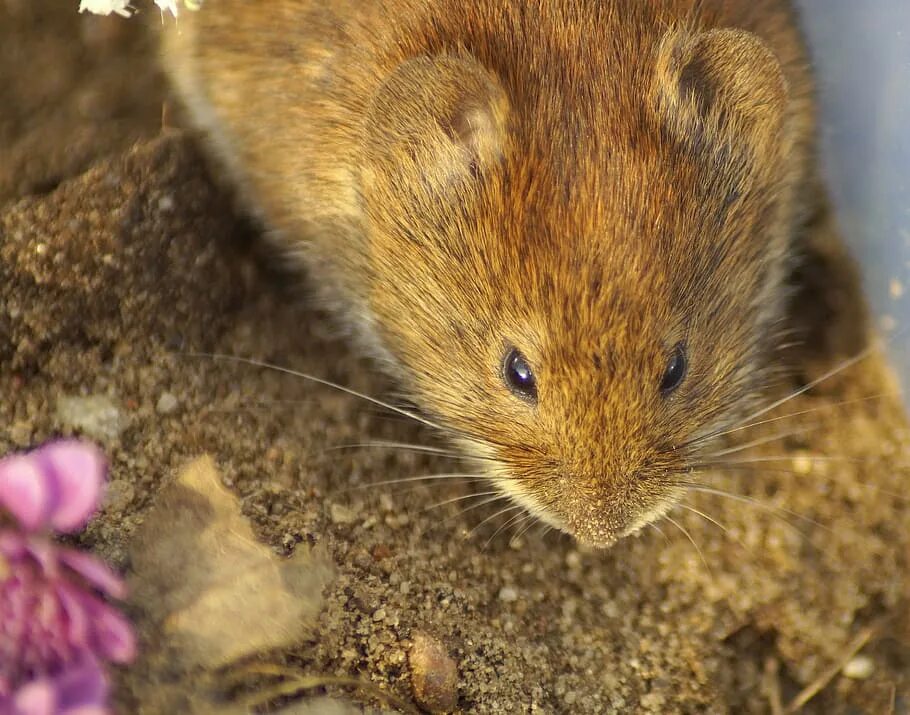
0;441;136;715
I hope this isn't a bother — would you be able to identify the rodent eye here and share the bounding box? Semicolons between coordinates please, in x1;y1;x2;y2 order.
659;343;687;395
503;347;537;402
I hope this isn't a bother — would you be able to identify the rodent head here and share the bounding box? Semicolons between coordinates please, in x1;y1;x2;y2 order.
362;27;790;547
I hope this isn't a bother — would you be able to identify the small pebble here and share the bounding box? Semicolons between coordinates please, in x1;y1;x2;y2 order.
498;586;519;603
329;503;357;525
842;654;874;680
156;392;179;414
371;543;392;561
792;452;813;475
409;631;458;714
8;420;32;447
55;394;125;441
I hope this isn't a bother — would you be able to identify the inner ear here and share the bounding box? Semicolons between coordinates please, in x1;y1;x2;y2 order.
654;27;788;157
363;54;509;200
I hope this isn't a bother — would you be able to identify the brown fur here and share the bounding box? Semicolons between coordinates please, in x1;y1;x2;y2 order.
163;0;817;546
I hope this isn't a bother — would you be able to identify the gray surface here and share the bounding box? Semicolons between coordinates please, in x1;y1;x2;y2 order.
798;0;910;394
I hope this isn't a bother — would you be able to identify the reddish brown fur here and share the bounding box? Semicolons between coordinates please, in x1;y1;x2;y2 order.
164;0;817;546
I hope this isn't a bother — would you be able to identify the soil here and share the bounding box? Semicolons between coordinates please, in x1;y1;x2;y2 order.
1;2;908;713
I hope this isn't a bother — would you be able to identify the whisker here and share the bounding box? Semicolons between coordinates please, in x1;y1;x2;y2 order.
535;523;557;543
647;521;670;545
703;424;819;459
716;392;898;442
484;509;530;550
680;483;832;536
510;514;539;546
183;352;446;433
339;473;483;493
676;503;729;535
324;441;468;459
664;514;711;575
676;502;757;558
740;344;878;418
467;504;524;539
423;490;501;513
440;493;511;526
695;455;865;467
692;463;909;503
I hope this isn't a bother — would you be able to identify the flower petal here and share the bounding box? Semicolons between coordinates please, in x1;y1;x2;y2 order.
53;660;109;713
57;549;126;601
36;442;106;534
55;580;94;653
0;530;30;561
81;596;137;664
0;455;51;532
12;678;57;715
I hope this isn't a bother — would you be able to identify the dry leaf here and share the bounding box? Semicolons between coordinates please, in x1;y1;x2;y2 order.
129;455;332;668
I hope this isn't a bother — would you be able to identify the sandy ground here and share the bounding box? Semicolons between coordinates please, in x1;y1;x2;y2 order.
1;2;908;713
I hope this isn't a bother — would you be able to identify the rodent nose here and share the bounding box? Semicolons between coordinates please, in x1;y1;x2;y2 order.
561;496;628;548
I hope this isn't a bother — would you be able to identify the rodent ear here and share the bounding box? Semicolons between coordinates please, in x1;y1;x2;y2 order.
362;54;509;200
654;28;787;158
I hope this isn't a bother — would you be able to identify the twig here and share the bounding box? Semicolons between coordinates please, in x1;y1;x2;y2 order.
763;656;784;715
229;663;419;714
784;618;886;713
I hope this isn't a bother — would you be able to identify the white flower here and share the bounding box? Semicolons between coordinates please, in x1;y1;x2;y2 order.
154;0;179;16
78;0;133;17
154;0;203;17
77;0;201;19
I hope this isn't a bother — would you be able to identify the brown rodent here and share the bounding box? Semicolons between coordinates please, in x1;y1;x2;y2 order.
163;0;817;547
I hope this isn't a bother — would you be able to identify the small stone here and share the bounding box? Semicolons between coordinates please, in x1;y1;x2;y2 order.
8;420;32;447
329;503;357;525
792;452;813;475
842;654;874;679
156;392;179;414
565;550;582;569
409;632;458;714
372;543;392;561
498;586;518;603
372;608;386;622
56;394;125;442
640;692;666;709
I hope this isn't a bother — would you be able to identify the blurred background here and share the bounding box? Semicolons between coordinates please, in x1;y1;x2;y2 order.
797;0;910;398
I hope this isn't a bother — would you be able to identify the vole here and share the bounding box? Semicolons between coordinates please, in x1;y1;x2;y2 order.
162;0;817;547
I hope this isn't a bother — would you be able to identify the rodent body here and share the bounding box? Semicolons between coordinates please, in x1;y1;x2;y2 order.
164;0;816;546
